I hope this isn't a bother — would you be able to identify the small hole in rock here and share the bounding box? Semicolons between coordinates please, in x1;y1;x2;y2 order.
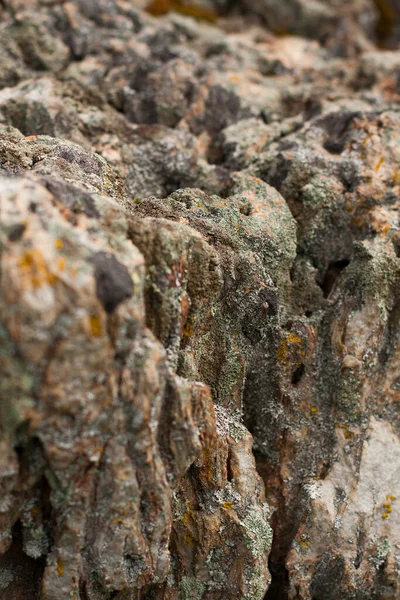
291;363;305;385
227;450;234;482
320;259;350;298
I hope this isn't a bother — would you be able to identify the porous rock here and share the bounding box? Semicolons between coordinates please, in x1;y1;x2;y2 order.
1;0;400;599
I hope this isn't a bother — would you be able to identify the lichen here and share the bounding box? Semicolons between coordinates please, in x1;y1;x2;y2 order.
179;575;205;600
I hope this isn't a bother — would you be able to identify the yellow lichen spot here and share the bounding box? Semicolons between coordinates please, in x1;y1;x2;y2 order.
223;501;234;510
90;314;102;337
55;239;63;250
57;558;64;577
390;495;396;501
387;506;392;513
300;539;311;547
311;406;318;415
276;339;287;364
19;249;56;288
374;156;384;171
362;134;372;148
383;502;391;508
344;428;352;439
288;333;302;344
277;333;303;365
237;226;241;231
382;512;388;520
229;75;240;83
58;258;66;271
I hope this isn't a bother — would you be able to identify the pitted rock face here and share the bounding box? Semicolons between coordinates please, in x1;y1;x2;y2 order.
1;0;400;599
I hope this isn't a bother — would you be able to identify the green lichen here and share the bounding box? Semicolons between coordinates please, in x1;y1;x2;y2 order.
179;575;205;600
369;537;392;570
349;238;400;310
228;409;247;442
336;370;362;424
241;506;273;560
242;566;268;600
0;325;37;436
0;568;14;590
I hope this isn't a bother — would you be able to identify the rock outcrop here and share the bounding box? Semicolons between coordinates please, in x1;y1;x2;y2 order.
1;1;400;599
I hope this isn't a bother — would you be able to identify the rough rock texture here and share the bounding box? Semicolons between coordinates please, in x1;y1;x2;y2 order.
1;1;400;599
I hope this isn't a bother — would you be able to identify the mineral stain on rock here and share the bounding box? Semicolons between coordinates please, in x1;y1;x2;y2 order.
1;0;400;599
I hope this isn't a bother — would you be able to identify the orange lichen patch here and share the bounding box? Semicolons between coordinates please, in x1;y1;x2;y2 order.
299;539;311;547
374;156;384;171
57;558;64;577
288;333;302;344
277;333;304;366
381;494;395;519
58;257;66;270
229;75;240;83
311;406;318;415
55;238;63;250
223;501;234;510
361;134;372;160
24;135;38;142
337;423;352;438
276;339;287;363
89;314;102;337
146;0;218;22
19;249;57;288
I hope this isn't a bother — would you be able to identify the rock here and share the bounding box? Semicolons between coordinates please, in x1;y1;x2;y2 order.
1;0;400;598
0;173;271;599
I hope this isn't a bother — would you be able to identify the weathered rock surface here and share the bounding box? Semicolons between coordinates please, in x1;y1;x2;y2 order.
1;1;400;599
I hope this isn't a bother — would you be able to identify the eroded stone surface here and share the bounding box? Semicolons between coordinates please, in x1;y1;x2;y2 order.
1;0;400;599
